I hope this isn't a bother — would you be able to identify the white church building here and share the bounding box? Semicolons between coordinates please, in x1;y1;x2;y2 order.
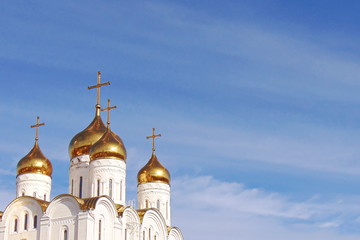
0;73;184;240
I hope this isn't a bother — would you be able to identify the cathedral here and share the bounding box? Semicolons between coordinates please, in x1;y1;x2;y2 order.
0;72;184;240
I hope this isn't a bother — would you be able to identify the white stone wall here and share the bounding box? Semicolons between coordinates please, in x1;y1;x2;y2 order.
138;183;171;226
89;159;126;205
69;155;90;198
16;173;51;201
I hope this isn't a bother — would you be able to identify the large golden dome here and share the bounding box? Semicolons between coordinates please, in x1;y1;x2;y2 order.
68;105;107;158
17;141;52;177
89;127;127;161
137;152;170;185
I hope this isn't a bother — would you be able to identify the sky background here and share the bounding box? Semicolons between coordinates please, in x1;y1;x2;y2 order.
1;0;360;239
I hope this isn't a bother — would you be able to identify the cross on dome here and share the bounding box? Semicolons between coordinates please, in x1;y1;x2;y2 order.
30;116;45;142
87;71;111;106
101;98;117;126
146;128;161;152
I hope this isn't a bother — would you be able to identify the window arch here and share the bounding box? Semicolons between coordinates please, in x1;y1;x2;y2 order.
64;229;68;240
33;215;38;229
14;218;18;232
24;213;28;230
98;220;102;240
97;179;100;196
79;176;83;198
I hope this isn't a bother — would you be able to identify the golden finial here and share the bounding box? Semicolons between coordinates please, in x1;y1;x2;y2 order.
30;116;45;142
87;71;111;106
101;99;117;126
146;128;161;152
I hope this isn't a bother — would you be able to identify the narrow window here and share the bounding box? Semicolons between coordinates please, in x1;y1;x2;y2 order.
98;220;102;240
157;199;160;210
14;219;18;232
149;229;151;240
155;236;157;240
33;215;38;229
64;229;68;240
146;200;149;208
97;179;100;196
125;229;127;240
72;179;74;195
109;179;113;198
21;192;25;196
24;214;28;230
44;194;46;201
143;231;145;240
79;176;83;198
33;192;36;198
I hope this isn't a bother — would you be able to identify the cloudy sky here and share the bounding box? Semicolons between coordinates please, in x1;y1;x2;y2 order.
1;0;360;239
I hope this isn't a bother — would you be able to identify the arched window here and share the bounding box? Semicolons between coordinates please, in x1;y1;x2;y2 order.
157;199;160;210
33;215;38;229
98;220;102;240
146;200;149;208
33;192;36;198
125;229;127;240
109;179;113;198
21;191;25;196
79;176;83;198
149;228;151;240
97;179;100;196
143;231;145;240
44;194;46;201
64;229;68;240
14;218;18;232
24;214;28;230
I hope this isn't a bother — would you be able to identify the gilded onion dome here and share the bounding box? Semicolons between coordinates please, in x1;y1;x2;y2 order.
137;152;170;185
89;126;127;161
68;105;107;158
17;141;53;177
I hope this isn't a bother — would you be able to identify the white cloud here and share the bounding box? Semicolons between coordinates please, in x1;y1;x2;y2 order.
171;175;360;240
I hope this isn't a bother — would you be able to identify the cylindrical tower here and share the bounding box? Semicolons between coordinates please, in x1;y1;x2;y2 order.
88;99;127;205
137;129;171;226
16;117;52;201
68;104;107;198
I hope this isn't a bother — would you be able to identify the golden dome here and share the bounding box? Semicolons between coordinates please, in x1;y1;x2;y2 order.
137;152;170;185
68;105;107;158
89;126;127;161
17;141;52;177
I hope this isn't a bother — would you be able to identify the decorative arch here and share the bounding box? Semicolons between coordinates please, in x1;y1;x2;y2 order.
122;207;141;240
46;194;81;218
168;227;184;240
141;209;167;240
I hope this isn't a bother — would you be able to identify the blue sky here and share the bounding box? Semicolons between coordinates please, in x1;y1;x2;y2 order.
1;1;360;239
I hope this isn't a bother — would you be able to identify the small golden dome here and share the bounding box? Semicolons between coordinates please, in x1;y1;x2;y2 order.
17;141;53;177
89;127;127;161
137;152;170;185
68;105;107;158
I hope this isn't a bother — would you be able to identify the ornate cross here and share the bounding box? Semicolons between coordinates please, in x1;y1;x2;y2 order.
30;116;45;142
146;128;161;152
101;99;117;125
87;71;111;105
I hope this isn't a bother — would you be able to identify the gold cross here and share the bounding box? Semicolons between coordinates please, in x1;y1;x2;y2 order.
101;99;117;125
146;128;161;152
87;71;111;106
30;116;45;141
